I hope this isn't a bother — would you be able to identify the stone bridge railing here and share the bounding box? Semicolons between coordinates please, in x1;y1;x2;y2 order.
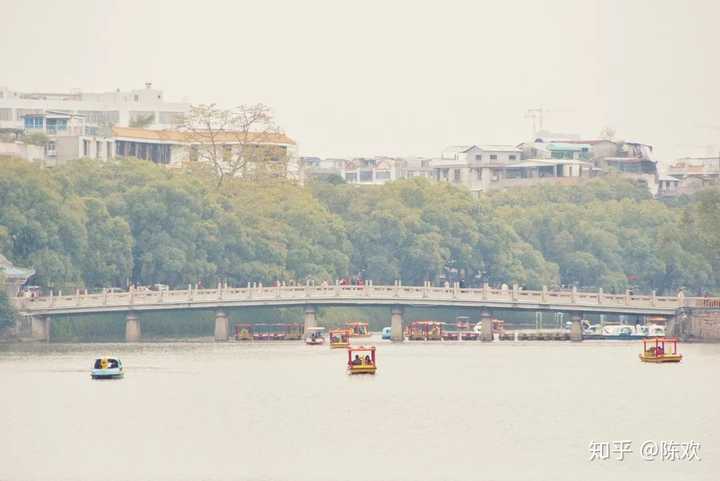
15;282;687;314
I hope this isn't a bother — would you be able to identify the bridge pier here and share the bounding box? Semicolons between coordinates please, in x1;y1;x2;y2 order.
304;305;317;332
30;315;51;342
390;305;404;342
480;310;493;342
125;312;141;342
569;314;583;342
214;310;229;341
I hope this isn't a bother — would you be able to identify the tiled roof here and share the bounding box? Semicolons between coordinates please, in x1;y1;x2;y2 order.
112;127;296;145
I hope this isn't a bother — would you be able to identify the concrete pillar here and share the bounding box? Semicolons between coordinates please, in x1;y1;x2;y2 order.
569;314;583;342
480;310;493;342
214;310;229;341
125;312;141;342
303;305;317;332
391;305;404;342
30;315;51;342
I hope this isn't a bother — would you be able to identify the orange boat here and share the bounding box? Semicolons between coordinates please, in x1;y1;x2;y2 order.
329;328;351;348
639;337;683;363
406;321;443;341
345;321;370;337
347;345;377;374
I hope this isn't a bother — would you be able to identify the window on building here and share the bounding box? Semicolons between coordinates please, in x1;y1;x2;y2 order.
46;141;56;156
189;145;199;161
359;170;373;182
345;172;358;182
159;111;183;125
24;116;44;129
453;169;462;182
477;169;483;180
375;171;391;181
0;108;12;121
83;139;90;157
490;154;498;161
509;155;517;161
475;154;482;161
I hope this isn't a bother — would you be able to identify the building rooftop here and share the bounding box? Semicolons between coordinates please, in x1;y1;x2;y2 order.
112;127;296;145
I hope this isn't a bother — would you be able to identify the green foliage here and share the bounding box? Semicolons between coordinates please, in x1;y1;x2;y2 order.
22;132;50;147
0;156;718;297
0;275;18;330
128;113;155;128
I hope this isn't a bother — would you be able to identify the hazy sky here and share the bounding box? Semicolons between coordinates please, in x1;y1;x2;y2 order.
2;0;719;162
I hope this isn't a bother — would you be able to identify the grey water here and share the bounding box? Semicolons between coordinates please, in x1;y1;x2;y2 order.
1;338;718;481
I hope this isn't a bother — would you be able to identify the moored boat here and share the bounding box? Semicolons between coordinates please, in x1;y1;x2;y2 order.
345;321;371;337
91;357;124;379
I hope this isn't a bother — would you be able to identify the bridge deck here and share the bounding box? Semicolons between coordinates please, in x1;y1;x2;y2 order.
14;284;693;317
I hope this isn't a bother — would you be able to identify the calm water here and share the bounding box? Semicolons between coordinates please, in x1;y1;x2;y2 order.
1;338;718;481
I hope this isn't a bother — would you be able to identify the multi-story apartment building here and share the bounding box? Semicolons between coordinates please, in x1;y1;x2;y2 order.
0;83;190;131
112;127;302;182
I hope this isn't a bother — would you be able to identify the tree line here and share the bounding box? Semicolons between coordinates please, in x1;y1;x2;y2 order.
1;156;719;299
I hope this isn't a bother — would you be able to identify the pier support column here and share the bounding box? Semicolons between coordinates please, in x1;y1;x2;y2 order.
391;305;404;342
214;310;229;341
569;314;583;342
30;315;51;342
304;305;317;332
480;310;493;342
125;312;141;342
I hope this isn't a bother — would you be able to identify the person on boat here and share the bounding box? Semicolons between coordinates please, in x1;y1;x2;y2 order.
352;355;361;365
364;354;372;365
656;345;664;355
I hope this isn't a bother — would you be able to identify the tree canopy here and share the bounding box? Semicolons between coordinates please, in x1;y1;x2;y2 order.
0;157;718;295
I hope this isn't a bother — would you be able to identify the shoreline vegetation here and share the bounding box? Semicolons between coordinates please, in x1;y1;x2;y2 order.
1;156;720;340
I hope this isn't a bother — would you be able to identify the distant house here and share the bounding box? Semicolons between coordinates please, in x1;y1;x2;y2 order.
340;157;403;185
432;144;588;196
112;127;301;181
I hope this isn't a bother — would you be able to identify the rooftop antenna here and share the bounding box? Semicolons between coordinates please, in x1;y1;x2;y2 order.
525;107;545;136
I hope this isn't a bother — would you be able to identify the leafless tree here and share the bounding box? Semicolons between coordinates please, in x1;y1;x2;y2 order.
178;103;289;185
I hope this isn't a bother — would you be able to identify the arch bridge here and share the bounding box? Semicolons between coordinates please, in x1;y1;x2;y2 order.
15;282;702;342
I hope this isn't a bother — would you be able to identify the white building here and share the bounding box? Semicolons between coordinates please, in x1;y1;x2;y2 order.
0;83;190;131
112;127;302;182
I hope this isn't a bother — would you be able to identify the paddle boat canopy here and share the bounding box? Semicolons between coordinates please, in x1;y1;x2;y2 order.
329;328;351;348
345;321;370;337
639;337;683;363
347;345;377;374
91;357;124;379
305;326;326;345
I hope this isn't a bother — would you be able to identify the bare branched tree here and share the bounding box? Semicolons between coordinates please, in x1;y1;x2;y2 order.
178;103;290;185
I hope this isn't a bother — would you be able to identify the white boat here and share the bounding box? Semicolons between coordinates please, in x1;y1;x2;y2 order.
91;357;124;379
304;327;326;345
583;322;665;339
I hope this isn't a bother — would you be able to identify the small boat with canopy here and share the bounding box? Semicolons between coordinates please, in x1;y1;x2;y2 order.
91;357;124;379
329;328;351;348
639;337;683;363
305;326;326;345
345;321;371;337
347;346;377;375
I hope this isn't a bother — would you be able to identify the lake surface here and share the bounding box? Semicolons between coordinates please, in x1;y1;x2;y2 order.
1;338;718;481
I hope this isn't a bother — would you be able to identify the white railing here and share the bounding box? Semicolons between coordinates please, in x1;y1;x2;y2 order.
13;284;696;314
